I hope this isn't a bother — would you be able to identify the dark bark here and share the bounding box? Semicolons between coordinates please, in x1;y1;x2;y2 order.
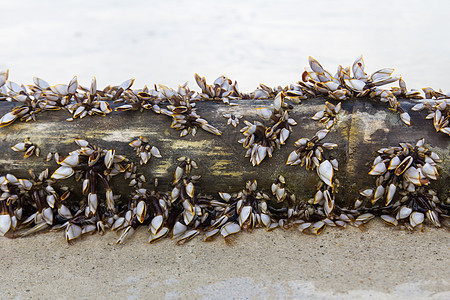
0;98;448;207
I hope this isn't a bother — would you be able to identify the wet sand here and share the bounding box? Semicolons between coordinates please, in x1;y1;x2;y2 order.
0;219;448;299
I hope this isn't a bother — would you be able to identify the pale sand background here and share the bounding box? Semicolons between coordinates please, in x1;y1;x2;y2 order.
0;219;448;299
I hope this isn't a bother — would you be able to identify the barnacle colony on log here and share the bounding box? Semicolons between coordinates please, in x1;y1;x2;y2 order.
0;55;449;244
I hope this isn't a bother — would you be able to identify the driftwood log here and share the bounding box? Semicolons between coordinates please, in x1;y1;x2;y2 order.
0;98;449;208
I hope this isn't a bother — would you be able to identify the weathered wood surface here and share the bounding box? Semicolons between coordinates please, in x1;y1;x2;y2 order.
0;98;449;207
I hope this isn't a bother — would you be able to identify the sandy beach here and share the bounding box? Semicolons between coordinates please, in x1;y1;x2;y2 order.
0;219;448;299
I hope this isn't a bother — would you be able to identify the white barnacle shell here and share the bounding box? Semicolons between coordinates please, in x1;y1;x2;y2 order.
315;129;329;140
380;215;398;226
42;207;53;225
400;112;411;126
11;142;26;152
50;84;68;96
68;76;78;94
388;156;401;170
395;156;413;176
294;138;308;147
100;101;112;113
311;221;326;235
359;189;373;198
369;162;387;176
421;162;438;180
0;214;12;236
74;139;89;147
238;206;252;227
385;183;397;206
139;151;150;164
322;143;338;150
312;110;325;120
323;190;334;217
273;92;284;111
298;222;312;232
0;112;18;127
149;227;169;244
403;166;421;186
88;193;98;215
104;149;115;169
426;210;440;227
58;205;73;219
308;56;325;74
397;206;412;220
279;128;290;145
51;166;74;180
218;192;231;202
46;194;56;208
171;187;180;202
286;151;299;165
204;228;220;241
111;217;125;231
220;222;241;237
344;79;366;92
325;81;340;91
255;107;272;120
0;176;9;186
260;213;271;229
173;166;184;184
275;187;286;202
172;221;187;239
409;212;424;227
60;152;79;167
65;223;82;242
150;215;164;235
185;182;195;198
373;185;385;204
314;190;323;204
317;160;333;187
355;213;374;223
105;189;114;211
6;174;18;185
18;179;32;190
136;201;146;223
150;146;162;158
411;103;424;111
429;152;442;163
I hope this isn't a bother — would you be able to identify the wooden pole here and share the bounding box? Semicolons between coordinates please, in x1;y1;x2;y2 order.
0;98;448;207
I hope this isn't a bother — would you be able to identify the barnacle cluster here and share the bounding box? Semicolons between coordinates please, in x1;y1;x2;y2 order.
358;139;446;230
0;55;449;244
129;136;162;165
412;97;449;136
51;139;128;216
238;93;297;165
311;101;341;129
11;138;40;158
